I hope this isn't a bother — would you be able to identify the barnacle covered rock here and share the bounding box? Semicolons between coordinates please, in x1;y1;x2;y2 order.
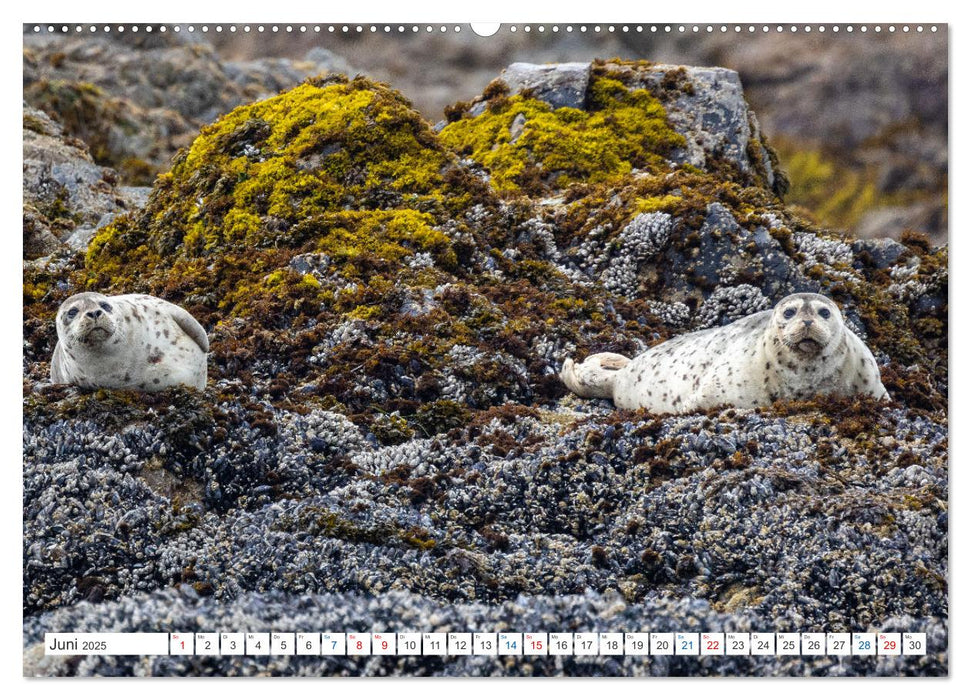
23;59;948;676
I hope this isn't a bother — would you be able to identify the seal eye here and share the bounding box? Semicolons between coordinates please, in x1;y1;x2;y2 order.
818;308;831;319
66;308;79;320
99;302;112;313
783;308;796;319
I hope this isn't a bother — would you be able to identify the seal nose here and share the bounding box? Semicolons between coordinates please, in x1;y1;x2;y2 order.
86;309;103;319
803;319;813;327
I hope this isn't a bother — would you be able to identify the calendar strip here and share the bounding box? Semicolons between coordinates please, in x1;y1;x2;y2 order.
43;632;928;657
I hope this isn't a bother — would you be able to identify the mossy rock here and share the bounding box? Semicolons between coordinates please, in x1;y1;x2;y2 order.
27;65;947;429
439;74;686;194
52;75;656;429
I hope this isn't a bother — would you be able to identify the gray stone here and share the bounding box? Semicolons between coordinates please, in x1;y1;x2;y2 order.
22;104;131;258
854;203;943;243
23;33;359;187
119;186;152;210
22;206;61;259
500;62;591;110
302;46;356;76
657;203;811;302
478;62;779;194
509;112;527;143
624;65;780;193
289;253;333;278
64;213;119;251
851;237;909;270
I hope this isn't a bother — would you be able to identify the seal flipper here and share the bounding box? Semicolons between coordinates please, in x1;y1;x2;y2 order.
561;352;630;399
165;303;210;353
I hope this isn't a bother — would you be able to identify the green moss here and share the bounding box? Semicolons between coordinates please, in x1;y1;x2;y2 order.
35;194;77;227
771;139;935;231
347;305;381;320
117;157;158;186
635;194;683;213
22;111;51;135
784;148;876;224
90;78;456;260
370;411;416;445
439;75;685;194
307;209;457;270
173;79;453;237
415;400;473;435
400;527;437;550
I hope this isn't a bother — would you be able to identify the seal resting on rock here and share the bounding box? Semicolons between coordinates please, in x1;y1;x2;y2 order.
50;292;209;391
561;293;888;412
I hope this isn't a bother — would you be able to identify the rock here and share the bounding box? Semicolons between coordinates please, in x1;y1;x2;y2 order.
118;186;151;209
712;32;948;243
222;48;359;107
508;112;527;143
24;30;946;243
500;62;591;110
22;589;947;676
851;237;908;270
23;34;358;184
617;64;782;195
63;212;119;251
719;33;946;154
22;206;62;259
22;104;131;258
644;203;813;307
461;61;780;195
854;203;945;244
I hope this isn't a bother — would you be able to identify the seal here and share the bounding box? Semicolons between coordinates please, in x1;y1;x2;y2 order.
50;292;209;391
561;293;888;412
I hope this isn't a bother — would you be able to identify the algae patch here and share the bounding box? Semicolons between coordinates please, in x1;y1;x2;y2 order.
439;75;686;194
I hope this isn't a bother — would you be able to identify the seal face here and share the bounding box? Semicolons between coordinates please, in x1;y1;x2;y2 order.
51;292;209;391
561;292;888;413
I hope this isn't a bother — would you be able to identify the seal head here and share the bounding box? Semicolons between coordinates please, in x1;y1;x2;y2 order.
56;292;119;350
771;293;844;359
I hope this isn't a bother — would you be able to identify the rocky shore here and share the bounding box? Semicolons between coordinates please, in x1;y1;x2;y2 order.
23;53;948;676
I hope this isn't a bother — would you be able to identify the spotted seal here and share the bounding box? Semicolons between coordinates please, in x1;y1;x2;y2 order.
561;293;888;412
50;292;209;391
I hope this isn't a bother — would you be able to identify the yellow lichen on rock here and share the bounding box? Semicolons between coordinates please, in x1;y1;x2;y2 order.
439;75;686;193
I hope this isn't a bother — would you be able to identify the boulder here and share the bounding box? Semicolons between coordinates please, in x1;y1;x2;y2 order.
22;104;135;258
500;61;591;109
